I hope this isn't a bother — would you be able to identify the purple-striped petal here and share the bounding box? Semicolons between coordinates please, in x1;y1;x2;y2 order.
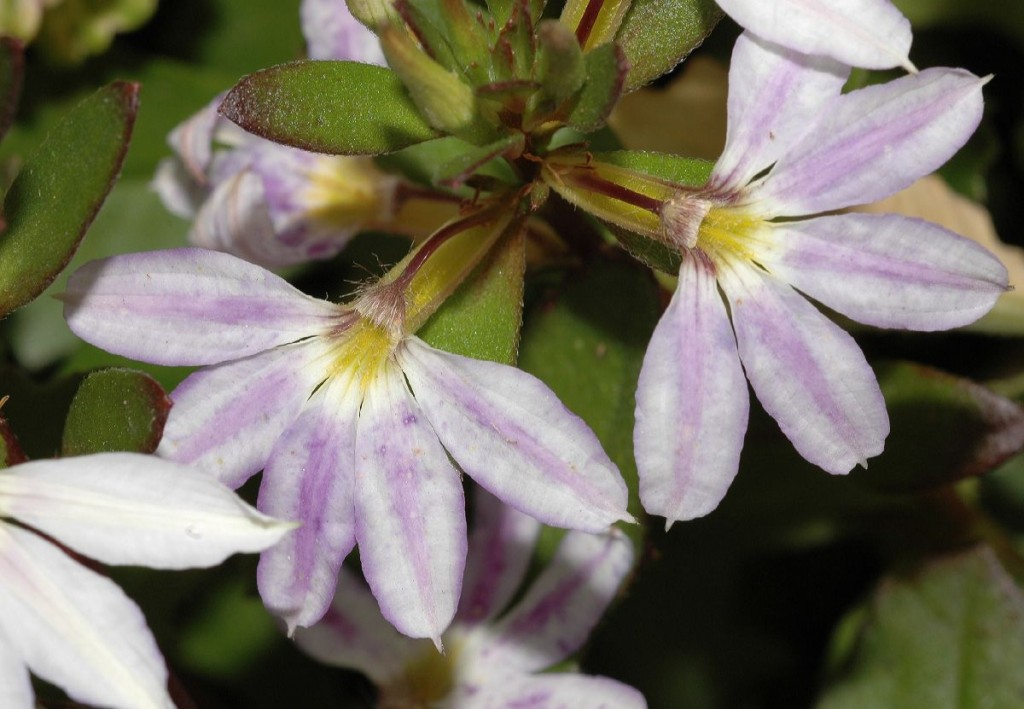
0;453;290;569
294;568;420;684
711;32;848;191
451;671;647;709
634;255;749;524
354;365;467;644
456;487;542;626
398;338;631;533
301;0;387;64
0;629;32;708
257;377;359;632
749;68;986;217
158;341;331;487
473;529;633;674
719;261;889;474
64;248;341;366
761;213;1009;330
0;526;171;709
166;95;221;181
716;0;913;71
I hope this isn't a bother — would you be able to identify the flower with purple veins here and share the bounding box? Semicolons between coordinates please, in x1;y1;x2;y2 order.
62;243;632;646
632;32;1009;525
0;452;291;709
295;487;645;708
715;0;917;72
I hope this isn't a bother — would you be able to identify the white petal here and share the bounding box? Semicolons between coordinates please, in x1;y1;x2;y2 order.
150;157;204;219
0;525;172;709
456;486;542;625
301;0;388;64
634;255;749;523
293;567;420;684
719;261;889;474
472;529;634;674
0;629;32;709
354;365;467;643
0;453;292;569
64;248;341;366
450;671;647;709
712;32;848;190
257;376;359;632
399;338;631;532
716;0;914;71
158;340;330;487
761;213;1009;330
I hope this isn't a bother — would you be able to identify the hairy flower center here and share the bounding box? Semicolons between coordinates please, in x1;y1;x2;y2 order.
327;320;396;390
302;156;396;227
696;206;761;262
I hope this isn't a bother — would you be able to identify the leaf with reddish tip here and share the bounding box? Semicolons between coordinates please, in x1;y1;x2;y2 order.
61;369;172;456
0;411;27;469
0;81;138;317
0;37;24;144
219;60;436;156
617;0;721;92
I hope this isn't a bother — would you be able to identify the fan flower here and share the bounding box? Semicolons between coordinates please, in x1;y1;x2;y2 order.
62;244;631;645
715;0;916;71
152;0;450;268
632;33;1008;524
295;487;645;708
0;452;290;709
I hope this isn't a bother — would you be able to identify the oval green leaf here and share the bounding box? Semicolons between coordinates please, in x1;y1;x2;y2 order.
567;43;628;133
219;60;437;156
61;368;172;456
617;0;721;92
0;81;138;317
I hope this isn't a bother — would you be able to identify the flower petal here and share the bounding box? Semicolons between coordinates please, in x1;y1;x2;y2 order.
634;255;749;524
293;567;420;684
749;68;986;217
63;248;340;366
0;525;172;709
158;341;330;487
472;529;634;674
0;629;32;709
257;377;358;632
354;365;467;643
719;261;889;474
452;671;647;709
716;0;913;71
151;157;204;219
166;95;221;182
711;32;848;190
399;338;630;533
301;0;388;64
0;453;291;569
761;213;1009;330
456;487;542;625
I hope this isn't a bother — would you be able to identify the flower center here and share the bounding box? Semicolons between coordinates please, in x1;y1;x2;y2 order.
326;319;396;391
661;194;762;263
378;642;458;708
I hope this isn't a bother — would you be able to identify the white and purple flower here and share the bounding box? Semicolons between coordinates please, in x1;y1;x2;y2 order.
62;246;632;645
0;452;290;709
634;33;1009;525
152;0;404;268
295;488;645;708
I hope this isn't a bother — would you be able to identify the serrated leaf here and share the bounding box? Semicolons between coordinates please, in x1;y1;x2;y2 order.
566;42;627;132
818;546;1024;709
617;0;721;92
0;81;138;317
857;362;1024;492
0;37;24;144
416;224;525;365
219;61;437;156
518;260;660;526
61;368;171;456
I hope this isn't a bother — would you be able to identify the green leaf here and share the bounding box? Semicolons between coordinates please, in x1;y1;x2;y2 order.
61;368;171;456
617;0;721;92
417;225;526;365
0;81;138;317
0;37;23;144
219;61;437;156
518;260;660;526
818;546;1024;709
434;132;525;187
566;42;627;133
857;362;1024;492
